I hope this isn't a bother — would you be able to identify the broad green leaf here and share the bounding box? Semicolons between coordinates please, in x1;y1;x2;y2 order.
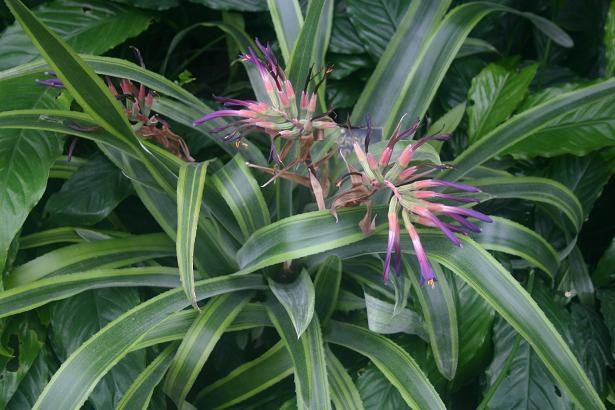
545;152;614;219
313;255;341;324
116;342;178;410
268;269;315;338
558;246;595;305
446;78;615;181
363;290;426;338
325;346;365;410
6;344;55;409
387;3;571;131
210;155;270;239
346;0;410;59
267;0;302;63
49;288;145;409
163;292;252;406
329;2;366;54
0;76;63;273
237;206;602;409
351;0;451;126
194;341;292;409
467;62;537;143
112;0;178;10
457;37;498;59
405;260;458;380
598;289;615;359
0;267;179;318
190;0;267;12
6;233;174;287
472;216;559;278
326;321;445;410
49;155;85;179
176;161;208;307
0;0;152;70
483;316;571;409
266;298;331;410
468;177;584;232
342;256;394;301
0;317;45;407
32;274;265;410
44;153;132;226
592;236;615;287
356;363;408;410
605;0;615;77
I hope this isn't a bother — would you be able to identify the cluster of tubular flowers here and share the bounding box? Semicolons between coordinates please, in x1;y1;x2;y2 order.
193;40;337;163
36;48;194;162
334;119;492;286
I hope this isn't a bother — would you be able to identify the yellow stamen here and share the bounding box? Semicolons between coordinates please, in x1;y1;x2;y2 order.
427;279;435;288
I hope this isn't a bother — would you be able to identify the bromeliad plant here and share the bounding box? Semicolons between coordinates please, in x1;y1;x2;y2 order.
1;0;615;409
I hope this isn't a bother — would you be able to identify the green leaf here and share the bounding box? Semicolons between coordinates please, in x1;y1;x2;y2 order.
363;290;426;338
210;155;270;240
467;62;537;143
0;267;179;319
19;227;127;249
598;289;615;359
483;316;571;409
446;78;615;180
266;298;331;410
32;274;265;410
5;233;174;288
267;0;302;63
49;288;145;409
405;260;458;380
351;0;451;126
471;216;560;278
325;346;365;410
268;269;315;338
189;0;267;12
44;153;132;226
116;342;178;410
163;291;253;406
0;76;63;272
313;255;341;325
605;0;615;77
356;363;408;410
194;341;293;410
0;0;152;70
545;152;614;219
329;3;366;55
111;0;178;10
326;321;445;410
0;317;45;407
468;177;584;233
287;0;332;93
457;37;498;59
592;236;615;287
6;344;55;409
176;161;208;307
558;246;595;305
346;0;410;59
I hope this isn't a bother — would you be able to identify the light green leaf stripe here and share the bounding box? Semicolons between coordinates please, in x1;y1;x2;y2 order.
32;274;266;410
163;291;253;406
0;267;179;318
116;342;179;410
405;260;458;380
325;346;365;410
444;78;615;181
326;321;446;410
6;233;174;288
266;298;331;410
268;0;303;63
211;155;270;239
472;216;559;277
194;341;293;409
469;176;584;232
177;161;208;307
268;269;315;338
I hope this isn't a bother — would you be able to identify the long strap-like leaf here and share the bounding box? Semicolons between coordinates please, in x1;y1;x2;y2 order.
163;291;253;405
31;274;265;410
268;0;303;63
177;161;208;307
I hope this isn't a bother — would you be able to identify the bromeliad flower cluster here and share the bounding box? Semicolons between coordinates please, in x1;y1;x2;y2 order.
333;119;492;286
193;41;491;286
